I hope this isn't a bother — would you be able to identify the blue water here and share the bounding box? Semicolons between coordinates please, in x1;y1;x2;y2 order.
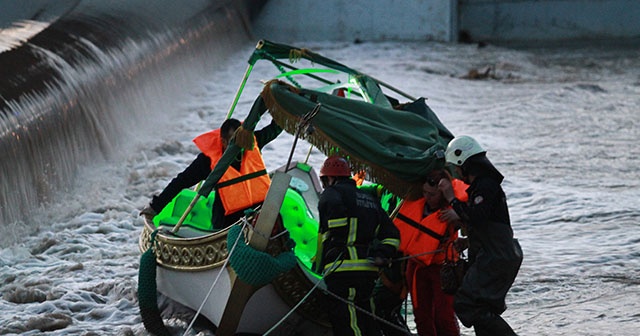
1;3;639;335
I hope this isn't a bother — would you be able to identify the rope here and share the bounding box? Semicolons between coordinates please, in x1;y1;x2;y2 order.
262;254;344;335
264;252;410;335
269;229;290;240
285;103;321;173
181;217;250;336
322;252;411;335
182;212;296;335
248;225;290;244
393;248;445;262
260;246;428;335
262;269;327;336
321;285;412;335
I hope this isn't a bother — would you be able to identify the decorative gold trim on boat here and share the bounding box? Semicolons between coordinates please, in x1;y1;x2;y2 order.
139;216;229;271
138;216;330;326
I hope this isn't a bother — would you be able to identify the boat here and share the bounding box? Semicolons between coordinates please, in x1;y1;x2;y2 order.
137;40;455;336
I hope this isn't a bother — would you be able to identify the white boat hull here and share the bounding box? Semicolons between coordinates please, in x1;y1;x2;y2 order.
156;265;330;334
139;162;332;335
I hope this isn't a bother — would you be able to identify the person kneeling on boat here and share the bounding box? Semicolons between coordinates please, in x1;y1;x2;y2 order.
315;155;400;336
140;97;282;229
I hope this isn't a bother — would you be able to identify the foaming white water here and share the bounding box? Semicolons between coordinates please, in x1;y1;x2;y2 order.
1;40;639;335
0;20;50;52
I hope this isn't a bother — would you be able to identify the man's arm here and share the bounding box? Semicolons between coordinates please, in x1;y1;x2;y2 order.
450;178;500;224
149;153;212;213
375;210;401;258
255;119;283;149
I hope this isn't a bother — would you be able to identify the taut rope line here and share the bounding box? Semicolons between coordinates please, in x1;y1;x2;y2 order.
181;217;251;336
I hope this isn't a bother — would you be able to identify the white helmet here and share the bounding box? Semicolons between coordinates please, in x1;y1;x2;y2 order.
445;135;486;166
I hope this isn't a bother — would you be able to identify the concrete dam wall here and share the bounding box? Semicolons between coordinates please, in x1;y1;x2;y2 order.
0;0;263;225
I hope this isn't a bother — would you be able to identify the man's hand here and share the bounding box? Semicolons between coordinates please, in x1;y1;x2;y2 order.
369;256;392;268
437;178;455;203
454;237;469;252
438;208;460;224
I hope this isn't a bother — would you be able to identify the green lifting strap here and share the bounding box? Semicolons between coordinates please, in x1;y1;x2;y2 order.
215;169;268;189
227;225;297;287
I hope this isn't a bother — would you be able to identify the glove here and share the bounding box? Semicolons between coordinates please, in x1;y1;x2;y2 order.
369;256;392;268
454;237;469;252
139;204;157;218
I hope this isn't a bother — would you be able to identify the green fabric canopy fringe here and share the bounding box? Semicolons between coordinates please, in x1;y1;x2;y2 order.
197;40;454;202
262;80;454;200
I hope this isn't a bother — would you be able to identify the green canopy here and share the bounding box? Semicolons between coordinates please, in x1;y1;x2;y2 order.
262;80;453;200
199;41;455;201
248;40;394;108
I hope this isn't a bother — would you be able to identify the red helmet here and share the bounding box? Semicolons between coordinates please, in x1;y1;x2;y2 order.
320;155;351;177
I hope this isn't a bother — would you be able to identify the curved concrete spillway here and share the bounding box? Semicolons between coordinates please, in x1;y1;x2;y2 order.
0;0;263;226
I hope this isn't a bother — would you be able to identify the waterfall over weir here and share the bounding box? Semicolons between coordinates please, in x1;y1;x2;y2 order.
0;0;262;228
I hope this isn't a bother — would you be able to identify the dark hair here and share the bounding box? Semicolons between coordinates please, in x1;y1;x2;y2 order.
425;169;448;187
220;118;241;140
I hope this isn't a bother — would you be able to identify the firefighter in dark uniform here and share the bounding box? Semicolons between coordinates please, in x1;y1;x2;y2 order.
315;155;400;336
437;136;523;336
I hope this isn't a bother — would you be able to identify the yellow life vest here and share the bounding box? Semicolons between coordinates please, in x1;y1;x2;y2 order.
193;129;271;215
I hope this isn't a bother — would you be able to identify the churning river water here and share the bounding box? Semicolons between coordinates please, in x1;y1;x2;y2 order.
1;36;639;335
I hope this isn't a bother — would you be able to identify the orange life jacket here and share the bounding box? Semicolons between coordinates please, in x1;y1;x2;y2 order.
352;170;366;186
193;129;271;215
393;179;468;265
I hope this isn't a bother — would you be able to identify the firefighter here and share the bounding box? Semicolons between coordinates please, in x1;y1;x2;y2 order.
315;155;400;336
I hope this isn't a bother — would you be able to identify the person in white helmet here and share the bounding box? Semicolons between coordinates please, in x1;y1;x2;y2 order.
437;135;523;336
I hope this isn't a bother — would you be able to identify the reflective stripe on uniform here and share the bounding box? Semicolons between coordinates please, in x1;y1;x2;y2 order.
328;218;348;228
347;218;358;259
381;237;400;249
348;287;362;336
324;259;378;273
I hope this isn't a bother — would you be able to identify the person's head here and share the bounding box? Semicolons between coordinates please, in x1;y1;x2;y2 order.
423;170;449;210
319;155;351;188
220;118;241;150
445;135;503;183
444;135;485;182
445;135;485;167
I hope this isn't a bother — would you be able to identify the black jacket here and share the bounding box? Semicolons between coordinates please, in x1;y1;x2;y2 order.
316;179;400;274
451;175;518;264
450;174;523;325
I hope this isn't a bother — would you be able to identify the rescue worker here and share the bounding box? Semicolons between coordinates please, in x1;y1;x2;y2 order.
140;96;282;229
393;169;467;336
315;155;400;336
371;250;411;336
437;135;523;336
359;183;410;336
